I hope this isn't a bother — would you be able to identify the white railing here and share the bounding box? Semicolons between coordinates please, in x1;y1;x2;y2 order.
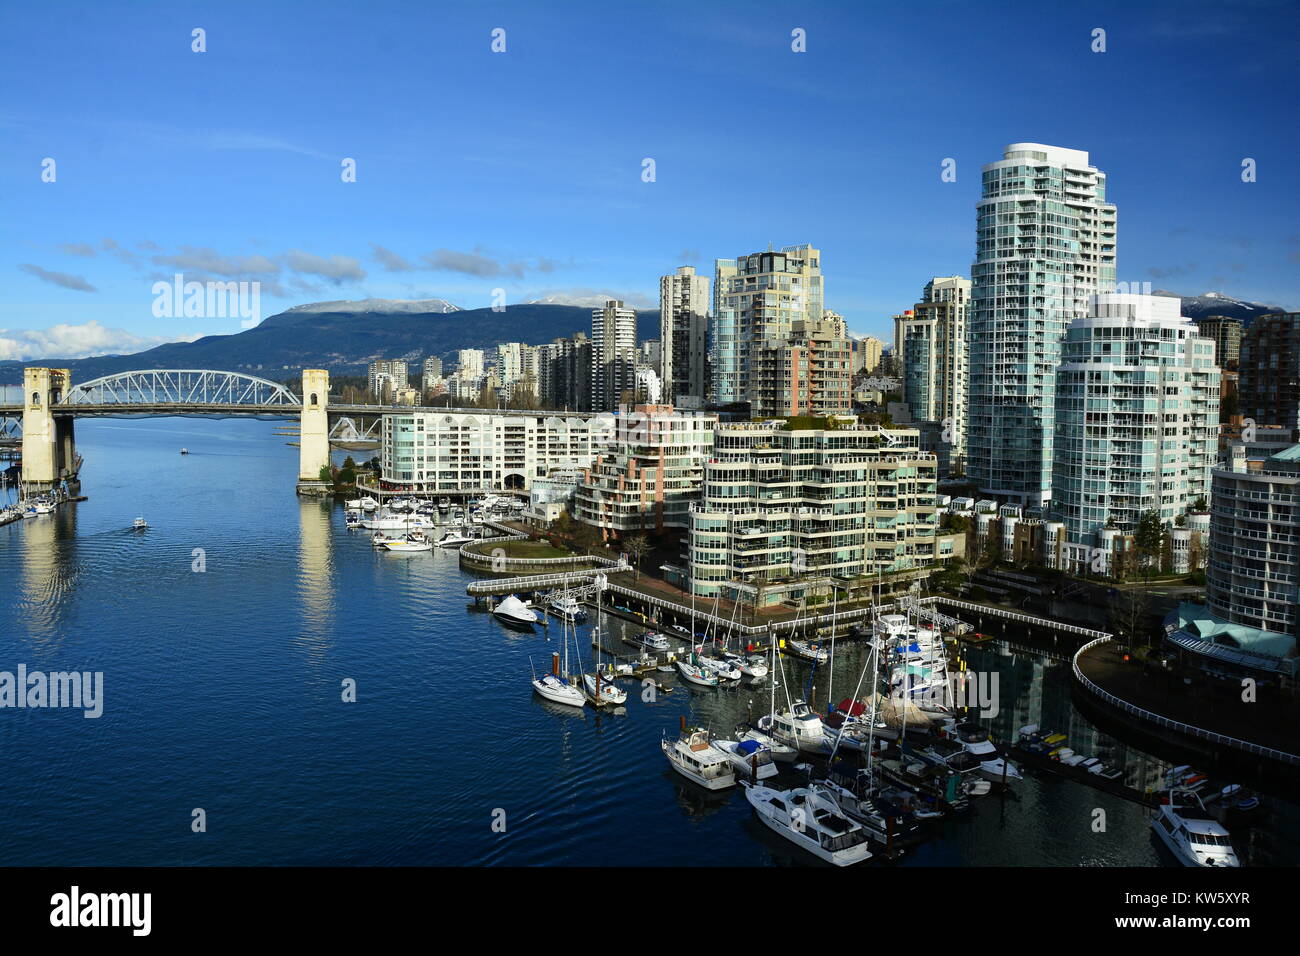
1072;637;1300;765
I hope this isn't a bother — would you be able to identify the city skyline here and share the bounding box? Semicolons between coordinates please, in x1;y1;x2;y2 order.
3;0;1299;362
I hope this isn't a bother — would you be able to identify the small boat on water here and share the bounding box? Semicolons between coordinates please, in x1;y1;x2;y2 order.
547;593;588;624
582;672;627;706
662;723;735;790
492;594;539;630
952;723;1021;782
743;782;873;866
758;700;828;753
179;448;189;455
712;736;778;781
695;651;742;682
532;652;585;708
436;529;474;548
786;638;829;664
1151;788;1239;867
626;630;671;652
674;658;720;688
383;532;433;552
132;517;149;531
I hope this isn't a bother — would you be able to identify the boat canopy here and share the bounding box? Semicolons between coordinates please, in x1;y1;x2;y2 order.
736;739;762;756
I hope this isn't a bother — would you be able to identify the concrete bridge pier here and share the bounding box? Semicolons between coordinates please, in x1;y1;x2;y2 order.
296;369;332;496
21;367;75;496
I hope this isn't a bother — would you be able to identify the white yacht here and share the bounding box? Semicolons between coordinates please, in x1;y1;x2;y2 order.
132;517;148;531
674;659;720;688
627;630;671;652
786;639;829;664
582;672;627;706
743;783;873;866
547;593;588;624
533;664;586;709
492;595;539;630
383;532;433;553
661;726;736;790
711;735;778;781
953;723;1021;782
722;652;768;679
1151;789;1239;867
436;528;474;548
362;513;434;531
757;700;828;753
736;725;798;763
695;652;742;682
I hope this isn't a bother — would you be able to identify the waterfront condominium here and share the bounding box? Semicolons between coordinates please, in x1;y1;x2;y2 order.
967;144;1117;506
749;317;854;418
573;403;717;538
1165;441;1300;679
711;245;824;406
380;410;616;492
659;266;710;406
590;300;638;413
1238;311;1300;439
894;276;970;468
686;419;958;602
1051;293;1220;548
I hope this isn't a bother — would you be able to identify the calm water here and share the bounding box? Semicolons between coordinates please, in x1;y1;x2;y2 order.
0;417;1294;866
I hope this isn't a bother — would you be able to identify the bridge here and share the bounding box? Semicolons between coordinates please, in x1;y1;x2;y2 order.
1;367;332;495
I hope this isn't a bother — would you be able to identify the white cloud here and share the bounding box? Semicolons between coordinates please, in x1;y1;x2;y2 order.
0;321;200;361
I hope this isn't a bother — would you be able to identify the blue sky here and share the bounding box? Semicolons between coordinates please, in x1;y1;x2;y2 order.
2;0;1297;359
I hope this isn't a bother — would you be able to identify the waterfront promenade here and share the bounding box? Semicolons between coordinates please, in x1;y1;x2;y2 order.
1074;638;1300;764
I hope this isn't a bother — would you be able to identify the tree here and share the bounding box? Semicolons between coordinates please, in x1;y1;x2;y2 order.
625;534;651;580
1135;508;1163;576
318;465;334;485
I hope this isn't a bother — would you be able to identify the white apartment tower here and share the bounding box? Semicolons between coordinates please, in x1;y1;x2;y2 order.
659;266;710;405
590;300;638;412
968;144;1117;506
895;276;970;466
1052;293;1220;543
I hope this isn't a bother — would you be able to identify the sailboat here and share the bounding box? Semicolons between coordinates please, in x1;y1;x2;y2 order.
532;652;586;708
583;574;626;705
739;638;799;761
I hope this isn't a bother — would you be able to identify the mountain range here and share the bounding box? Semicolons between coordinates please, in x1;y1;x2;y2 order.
0;291;1289;386
0;302;660;385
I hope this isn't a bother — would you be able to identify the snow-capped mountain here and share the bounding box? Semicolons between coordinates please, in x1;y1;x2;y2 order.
280;297;462;316
1153;290;1286;325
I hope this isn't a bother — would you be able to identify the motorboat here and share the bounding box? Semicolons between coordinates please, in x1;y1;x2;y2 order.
953;723;1021;782
179;448;189;455
582;672;627;706
819;772;927;853
383;532;433;553
492;595;539;630
547;593;588;624
436;529;474;548
711;736;778;781
132;517;148;531
361;497;379;512
757;700;828;753
695;652;742;682
371;531;401;548
344;511;362;528
674;659;719;688
721;651;768;680
626;630;671;652
662;725;735;790
32;501;55;515
1151;789;1239;867
786;638;829;664
437;497;450;513
736;725;798;764
743;783;873;866
362;513;434;531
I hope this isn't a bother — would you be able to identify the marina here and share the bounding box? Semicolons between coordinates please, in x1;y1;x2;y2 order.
1;418;1297;867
